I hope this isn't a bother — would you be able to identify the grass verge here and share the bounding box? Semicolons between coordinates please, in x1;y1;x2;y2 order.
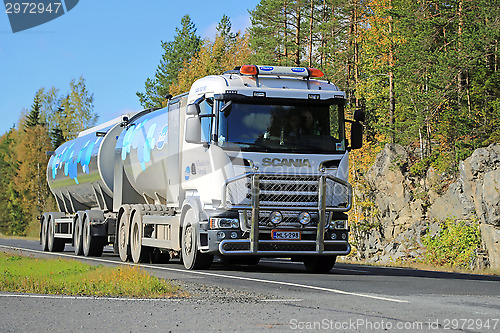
0;252;181;298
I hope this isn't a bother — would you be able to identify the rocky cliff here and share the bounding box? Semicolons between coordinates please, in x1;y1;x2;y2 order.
351;143;500;270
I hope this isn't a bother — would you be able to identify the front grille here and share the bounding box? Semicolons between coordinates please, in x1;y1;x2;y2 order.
225;174;351;210
259;176;318;207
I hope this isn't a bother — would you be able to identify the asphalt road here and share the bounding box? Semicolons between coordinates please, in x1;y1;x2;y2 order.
1;237;499;332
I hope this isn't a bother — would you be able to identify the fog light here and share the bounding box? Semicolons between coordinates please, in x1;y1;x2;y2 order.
270;211;283;224
341;233;347;240
298;212;311;225
230;231;238;239
330;233;337;240
217;231;225;239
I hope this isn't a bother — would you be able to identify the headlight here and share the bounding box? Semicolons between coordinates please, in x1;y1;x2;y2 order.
210;218;240;229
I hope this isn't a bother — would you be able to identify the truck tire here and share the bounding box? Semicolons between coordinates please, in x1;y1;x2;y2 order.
41;216;48;251
181;209;213;270
47;215;65;252
303;255;337;273
82;215;104;257
117;206;131;262
130;210;149;263
73;215;84;255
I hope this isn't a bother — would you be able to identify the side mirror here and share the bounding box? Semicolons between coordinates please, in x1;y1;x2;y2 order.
185;117;202;144
186;95;205;115
350;121;363;150
354;109;365;122
186;103;201;116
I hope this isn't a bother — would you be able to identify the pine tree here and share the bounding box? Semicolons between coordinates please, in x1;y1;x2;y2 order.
24;95;43;130
137;15;201;108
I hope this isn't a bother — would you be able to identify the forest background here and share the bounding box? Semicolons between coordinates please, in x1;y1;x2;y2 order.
1;0;499;247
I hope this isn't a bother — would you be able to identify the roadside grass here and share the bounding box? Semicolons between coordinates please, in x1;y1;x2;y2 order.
0;252;181;298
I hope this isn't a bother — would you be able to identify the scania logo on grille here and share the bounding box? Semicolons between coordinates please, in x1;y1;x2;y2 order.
262;158;311;167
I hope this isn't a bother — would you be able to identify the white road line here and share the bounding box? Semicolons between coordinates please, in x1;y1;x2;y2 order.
0;244;409;304
259;299;303;302
0;293;180;302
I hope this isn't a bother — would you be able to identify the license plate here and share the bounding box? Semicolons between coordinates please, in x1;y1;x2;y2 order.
271;230;301;240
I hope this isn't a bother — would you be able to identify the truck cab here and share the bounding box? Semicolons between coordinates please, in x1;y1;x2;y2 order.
180;65;362;271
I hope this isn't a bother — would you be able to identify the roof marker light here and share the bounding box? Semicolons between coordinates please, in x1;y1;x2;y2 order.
240;65;258;75
307;68;324;78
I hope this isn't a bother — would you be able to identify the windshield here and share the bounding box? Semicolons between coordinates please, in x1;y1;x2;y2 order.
217;101;345;153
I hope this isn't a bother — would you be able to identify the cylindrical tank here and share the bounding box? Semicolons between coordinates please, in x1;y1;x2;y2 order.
47;108;173;213
47;116;125;212
115;107;170;203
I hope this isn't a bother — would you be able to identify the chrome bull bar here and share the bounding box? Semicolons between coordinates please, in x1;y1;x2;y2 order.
222;173;352;256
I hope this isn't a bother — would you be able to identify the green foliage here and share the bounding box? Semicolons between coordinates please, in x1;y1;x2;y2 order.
52;77;98;141
0;252;180;298
24;95;43;129
0;77;95;235
137;15;201;108
169;17;252;96
422;218;482;269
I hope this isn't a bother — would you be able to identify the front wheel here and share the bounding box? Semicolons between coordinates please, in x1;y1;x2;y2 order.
181;209;213;270
303;256;337;273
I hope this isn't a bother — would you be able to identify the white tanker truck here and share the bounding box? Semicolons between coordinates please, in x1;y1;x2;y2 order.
41;65;364;272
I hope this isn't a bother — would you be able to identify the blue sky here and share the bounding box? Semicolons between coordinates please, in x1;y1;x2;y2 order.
0;0;260;135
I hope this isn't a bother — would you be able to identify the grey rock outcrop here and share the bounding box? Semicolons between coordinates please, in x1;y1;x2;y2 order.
354;143;500;270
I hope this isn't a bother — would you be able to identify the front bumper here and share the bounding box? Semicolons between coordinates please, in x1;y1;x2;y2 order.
219;239;350;256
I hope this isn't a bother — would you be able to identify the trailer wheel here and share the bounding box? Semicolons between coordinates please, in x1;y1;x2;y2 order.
181;209;213;270
47;215;65;252
130;211;149;263
82;216;104;257
73;215;83;255
41;216;48;251
117;212;130;262
303;255;337;273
